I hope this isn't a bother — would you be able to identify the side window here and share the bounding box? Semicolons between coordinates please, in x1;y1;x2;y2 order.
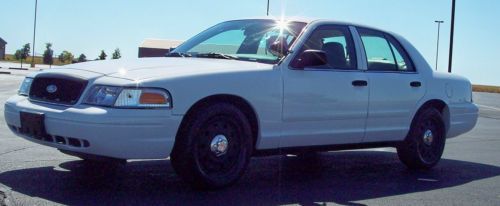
299;25;357;70
389;38;413;71
358;28;414;72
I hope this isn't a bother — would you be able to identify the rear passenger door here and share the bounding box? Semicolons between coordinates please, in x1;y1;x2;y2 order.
357;28;426;142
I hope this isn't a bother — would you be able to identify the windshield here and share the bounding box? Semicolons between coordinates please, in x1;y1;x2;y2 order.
171;19;307;64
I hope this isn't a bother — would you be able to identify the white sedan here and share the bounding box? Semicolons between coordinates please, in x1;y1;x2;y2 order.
4;18;478;189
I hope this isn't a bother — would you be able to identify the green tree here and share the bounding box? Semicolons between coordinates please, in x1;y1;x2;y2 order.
15;44;30;68
112;48;121;59
43;43;54;65
58;51;74;64
78;54;87;62
99;50;107;60
58;52;64;63
14;50;22;60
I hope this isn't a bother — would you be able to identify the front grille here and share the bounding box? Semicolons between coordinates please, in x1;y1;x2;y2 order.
29;73;88;105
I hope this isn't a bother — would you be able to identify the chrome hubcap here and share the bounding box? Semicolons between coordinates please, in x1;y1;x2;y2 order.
210;134;229;156
423;129;434;146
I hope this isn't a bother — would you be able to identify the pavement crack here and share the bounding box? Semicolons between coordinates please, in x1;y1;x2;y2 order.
0;146;35;156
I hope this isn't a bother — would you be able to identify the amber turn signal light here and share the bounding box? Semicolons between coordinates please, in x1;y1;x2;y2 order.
139;92;167;104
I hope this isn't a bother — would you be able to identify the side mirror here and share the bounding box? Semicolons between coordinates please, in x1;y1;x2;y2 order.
291;50;328;69
268;36;289;57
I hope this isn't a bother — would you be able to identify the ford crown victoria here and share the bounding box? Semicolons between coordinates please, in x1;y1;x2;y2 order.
4;18;478;189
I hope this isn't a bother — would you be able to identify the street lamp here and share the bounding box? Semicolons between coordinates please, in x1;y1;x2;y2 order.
30;0;38;68
434;20;444;71
448;0;456;73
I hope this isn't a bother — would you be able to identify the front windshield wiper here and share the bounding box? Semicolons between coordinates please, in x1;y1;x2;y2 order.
195;52;238;60
165;52;192;57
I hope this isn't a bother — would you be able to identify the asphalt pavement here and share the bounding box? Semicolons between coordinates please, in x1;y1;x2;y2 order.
0;73;499;206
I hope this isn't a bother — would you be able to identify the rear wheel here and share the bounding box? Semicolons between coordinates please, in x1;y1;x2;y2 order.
397;107;446;170
171;103;253;190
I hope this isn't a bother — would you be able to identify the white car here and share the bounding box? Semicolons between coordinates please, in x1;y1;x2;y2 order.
4;18;478;189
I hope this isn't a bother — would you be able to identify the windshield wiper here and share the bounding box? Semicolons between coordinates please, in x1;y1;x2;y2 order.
165;52;192;57
196;52;238;60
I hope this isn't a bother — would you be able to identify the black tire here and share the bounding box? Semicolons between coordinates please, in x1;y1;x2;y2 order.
170;103;253;190
397;107;446;170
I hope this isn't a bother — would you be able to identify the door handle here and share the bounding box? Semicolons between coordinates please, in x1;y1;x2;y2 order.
352;80;368;87
410;81;422;87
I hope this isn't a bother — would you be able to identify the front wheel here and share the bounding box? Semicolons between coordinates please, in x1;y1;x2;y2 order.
397;107;446;170
171;103;253;190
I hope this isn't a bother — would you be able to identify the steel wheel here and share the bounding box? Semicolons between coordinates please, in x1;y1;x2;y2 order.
171;103;253;190
195;115;245;179
398;107;446;170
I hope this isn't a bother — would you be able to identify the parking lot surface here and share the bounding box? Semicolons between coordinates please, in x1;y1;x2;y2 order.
0;73;499;206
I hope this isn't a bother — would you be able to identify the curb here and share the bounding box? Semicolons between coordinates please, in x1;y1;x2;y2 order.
8;67;28;71
0;71;11;75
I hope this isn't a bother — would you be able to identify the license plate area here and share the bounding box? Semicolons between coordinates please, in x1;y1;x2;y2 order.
20;111;48;140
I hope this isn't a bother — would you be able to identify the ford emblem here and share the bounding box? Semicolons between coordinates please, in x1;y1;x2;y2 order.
46;84;58;93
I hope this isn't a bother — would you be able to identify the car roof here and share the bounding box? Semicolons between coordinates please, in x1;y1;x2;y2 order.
230;17;395;35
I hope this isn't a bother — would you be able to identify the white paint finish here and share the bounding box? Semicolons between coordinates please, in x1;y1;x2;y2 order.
281;68;368;147
4;96;181;159
349;26;368;71
65;58;271;81
144;64;284;149
363;72;426;142
3;19;479;159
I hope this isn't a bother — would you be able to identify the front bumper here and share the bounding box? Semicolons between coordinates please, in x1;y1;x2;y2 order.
4;95;183;159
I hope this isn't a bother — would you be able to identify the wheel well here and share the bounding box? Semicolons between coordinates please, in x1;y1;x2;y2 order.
415;99;450;134
175;94;260;151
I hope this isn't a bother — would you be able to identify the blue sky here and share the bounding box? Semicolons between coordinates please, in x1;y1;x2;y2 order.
1;0;499;85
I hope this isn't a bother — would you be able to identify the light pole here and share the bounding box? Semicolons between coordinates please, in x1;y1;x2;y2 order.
448;0;456;73
31;0;38;68
267;0;270;16
434;20;444;71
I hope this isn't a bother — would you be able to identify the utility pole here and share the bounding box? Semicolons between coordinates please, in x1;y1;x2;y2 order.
435;20;444;71
448;0;456;73
267;0;270;16
31;0;38;68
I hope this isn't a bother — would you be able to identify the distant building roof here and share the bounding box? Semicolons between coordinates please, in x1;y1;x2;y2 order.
139;39;183;49
0;37;6;45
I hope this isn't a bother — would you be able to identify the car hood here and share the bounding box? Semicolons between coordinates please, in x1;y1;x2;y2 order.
57;57;273;81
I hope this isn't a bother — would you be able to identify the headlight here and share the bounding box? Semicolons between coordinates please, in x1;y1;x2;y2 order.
18;77;34;96
84;86;121;106
84;86;172;108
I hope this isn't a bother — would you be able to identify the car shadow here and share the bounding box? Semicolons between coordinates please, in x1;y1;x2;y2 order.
0;151;499;206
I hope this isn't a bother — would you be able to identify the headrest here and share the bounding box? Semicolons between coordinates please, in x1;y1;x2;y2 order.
321;42;347;68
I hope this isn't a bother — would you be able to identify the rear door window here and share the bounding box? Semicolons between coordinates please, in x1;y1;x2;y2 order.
358;28;414;72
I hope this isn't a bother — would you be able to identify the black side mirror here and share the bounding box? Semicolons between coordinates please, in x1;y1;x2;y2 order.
291;50;328;69
268;36;289;57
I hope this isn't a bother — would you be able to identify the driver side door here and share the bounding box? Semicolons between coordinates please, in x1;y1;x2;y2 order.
281;25;369;148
